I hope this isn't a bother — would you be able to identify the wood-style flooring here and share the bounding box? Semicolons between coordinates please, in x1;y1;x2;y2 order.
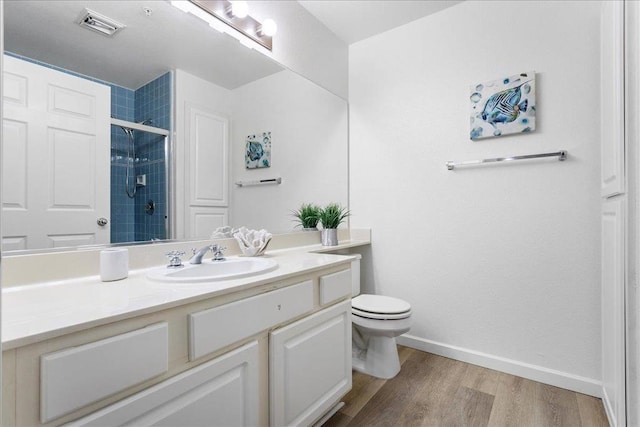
324;346;609;427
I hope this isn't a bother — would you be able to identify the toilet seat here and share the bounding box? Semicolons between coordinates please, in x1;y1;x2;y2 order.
352;294;411;320
352;307;412;320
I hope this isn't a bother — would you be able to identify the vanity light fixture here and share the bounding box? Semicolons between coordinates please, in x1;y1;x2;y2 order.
229;1;249;19
171;0;276;50
77;8;125;37
259;19;278;37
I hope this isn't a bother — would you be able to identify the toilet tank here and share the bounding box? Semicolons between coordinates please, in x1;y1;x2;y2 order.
351;258;361;296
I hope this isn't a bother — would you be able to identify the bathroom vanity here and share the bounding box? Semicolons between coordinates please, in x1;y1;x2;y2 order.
1;240;365;427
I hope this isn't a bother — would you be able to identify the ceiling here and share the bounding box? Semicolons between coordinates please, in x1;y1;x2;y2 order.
297;0;463;45
3;1;463;91
3;1;283;90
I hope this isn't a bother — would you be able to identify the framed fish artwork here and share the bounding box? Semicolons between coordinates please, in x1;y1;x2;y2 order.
470;71;536;140
245;131;271;169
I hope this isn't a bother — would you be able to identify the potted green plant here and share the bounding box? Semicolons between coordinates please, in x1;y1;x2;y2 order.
291;203;322;230
319;203;350;246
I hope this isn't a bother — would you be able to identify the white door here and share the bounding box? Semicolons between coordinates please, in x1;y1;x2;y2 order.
601;0;625;198
2;55;110;250
270;300;352;427
69;341;259;427
185;102;229;239
600;2;627;426
602;197;626;427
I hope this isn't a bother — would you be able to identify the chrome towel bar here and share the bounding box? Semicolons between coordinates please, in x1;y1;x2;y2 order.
446;150;567;170
235;177;282;187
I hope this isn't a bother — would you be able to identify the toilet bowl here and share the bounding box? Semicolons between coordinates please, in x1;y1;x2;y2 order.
351;294;412;379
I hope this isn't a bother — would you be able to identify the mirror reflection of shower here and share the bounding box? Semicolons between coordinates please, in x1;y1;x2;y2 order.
110;117;170;244
119;126;136;198
119;118;153;198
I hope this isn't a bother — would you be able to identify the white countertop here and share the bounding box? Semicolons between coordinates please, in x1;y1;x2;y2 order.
2;243;365;350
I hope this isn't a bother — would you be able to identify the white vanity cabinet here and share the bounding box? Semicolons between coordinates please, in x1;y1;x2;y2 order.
70;341;259;427
270;299;352;427
1;261;356;427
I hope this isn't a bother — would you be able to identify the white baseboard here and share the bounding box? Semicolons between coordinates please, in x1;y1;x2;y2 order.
397;334;603;398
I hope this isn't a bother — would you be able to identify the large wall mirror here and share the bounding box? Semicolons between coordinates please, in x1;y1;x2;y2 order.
1;0;348;254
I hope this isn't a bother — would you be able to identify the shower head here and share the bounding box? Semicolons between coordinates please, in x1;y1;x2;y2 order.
117;119;152;136
120;126;134;137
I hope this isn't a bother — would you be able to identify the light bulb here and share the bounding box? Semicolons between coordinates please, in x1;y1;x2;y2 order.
260;19;277;36
230;1;249;18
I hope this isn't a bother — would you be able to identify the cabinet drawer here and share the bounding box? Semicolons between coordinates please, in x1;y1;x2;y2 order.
319;268;352;305
189;280;313;361
69;341;259;427
40;323;168;423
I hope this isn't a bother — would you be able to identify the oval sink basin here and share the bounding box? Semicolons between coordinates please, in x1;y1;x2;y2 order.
147;257;278;283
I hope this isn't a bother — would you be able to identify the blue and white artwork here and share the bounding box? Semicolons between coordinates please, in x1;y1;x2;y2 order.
470;71;536;140
245;132;271;169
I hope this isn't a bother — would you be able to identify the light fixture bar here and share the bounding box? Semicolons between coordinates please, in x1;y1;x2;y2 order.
189;0;273;50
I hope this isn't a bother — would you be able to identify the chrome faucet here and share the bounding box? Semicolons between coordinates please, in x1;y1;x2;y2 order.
189;245;215;264
189;244;227;264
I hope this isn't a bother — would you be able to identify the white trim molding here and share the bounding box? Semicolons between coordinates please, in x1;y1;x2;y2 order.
626;0;640;426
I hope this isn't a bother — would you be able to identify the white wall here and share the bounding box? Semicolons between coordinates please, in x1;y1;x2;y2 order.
247;1;348;100
349;0;603;394
231;70;348;233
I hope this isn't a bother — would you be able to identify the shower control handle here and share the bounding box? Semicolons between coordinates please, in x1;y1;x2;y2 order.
97;217;109;227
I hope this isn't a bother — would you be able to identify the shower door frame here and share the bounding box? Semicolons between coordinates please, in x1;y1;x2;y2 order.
110;118;172;242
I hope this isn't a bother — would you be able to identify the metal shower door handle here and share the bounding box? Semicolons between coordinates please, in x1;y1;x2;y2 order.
97;217;109;226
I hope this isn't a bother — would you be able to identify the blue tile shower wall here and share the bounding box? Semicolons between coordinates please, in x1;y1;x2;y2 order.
134;72;172;242
6;53;171;244
110;86;136;244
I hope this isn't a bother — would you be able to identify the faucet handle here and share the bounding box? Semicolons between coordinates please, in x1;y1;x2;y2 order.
213;246;227;261
165;250;185;268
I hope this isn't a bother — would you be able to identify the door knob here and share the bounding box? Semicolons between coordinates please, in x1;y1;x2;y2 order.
97;217;109;226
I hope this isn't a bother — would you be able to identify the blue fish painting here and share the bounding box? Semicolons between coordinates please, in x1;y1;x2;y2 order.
470;72;536;140
247;141;264;161
245;132;272;169
481;83;529;125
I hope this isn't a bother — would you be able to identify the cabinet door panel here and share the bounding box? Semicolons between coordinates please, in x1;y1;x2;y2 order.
41;323;168;423
70;341;259;427
270;300;351;426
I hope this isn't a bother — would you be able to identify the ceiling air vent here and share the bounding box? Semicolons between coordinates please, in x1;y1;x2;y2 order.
77;9;125;37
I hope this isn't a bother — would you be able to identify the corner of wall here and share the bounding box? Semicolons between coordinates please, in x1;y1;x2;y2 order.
247;1;349;100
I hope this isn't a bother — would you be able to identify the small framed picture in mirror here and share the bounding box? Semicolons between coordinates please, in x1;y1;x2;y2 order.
246;131;272;168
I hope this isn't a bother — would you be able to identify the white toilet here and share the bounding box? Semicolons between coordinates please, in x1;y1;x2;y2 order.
350;260;412;379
